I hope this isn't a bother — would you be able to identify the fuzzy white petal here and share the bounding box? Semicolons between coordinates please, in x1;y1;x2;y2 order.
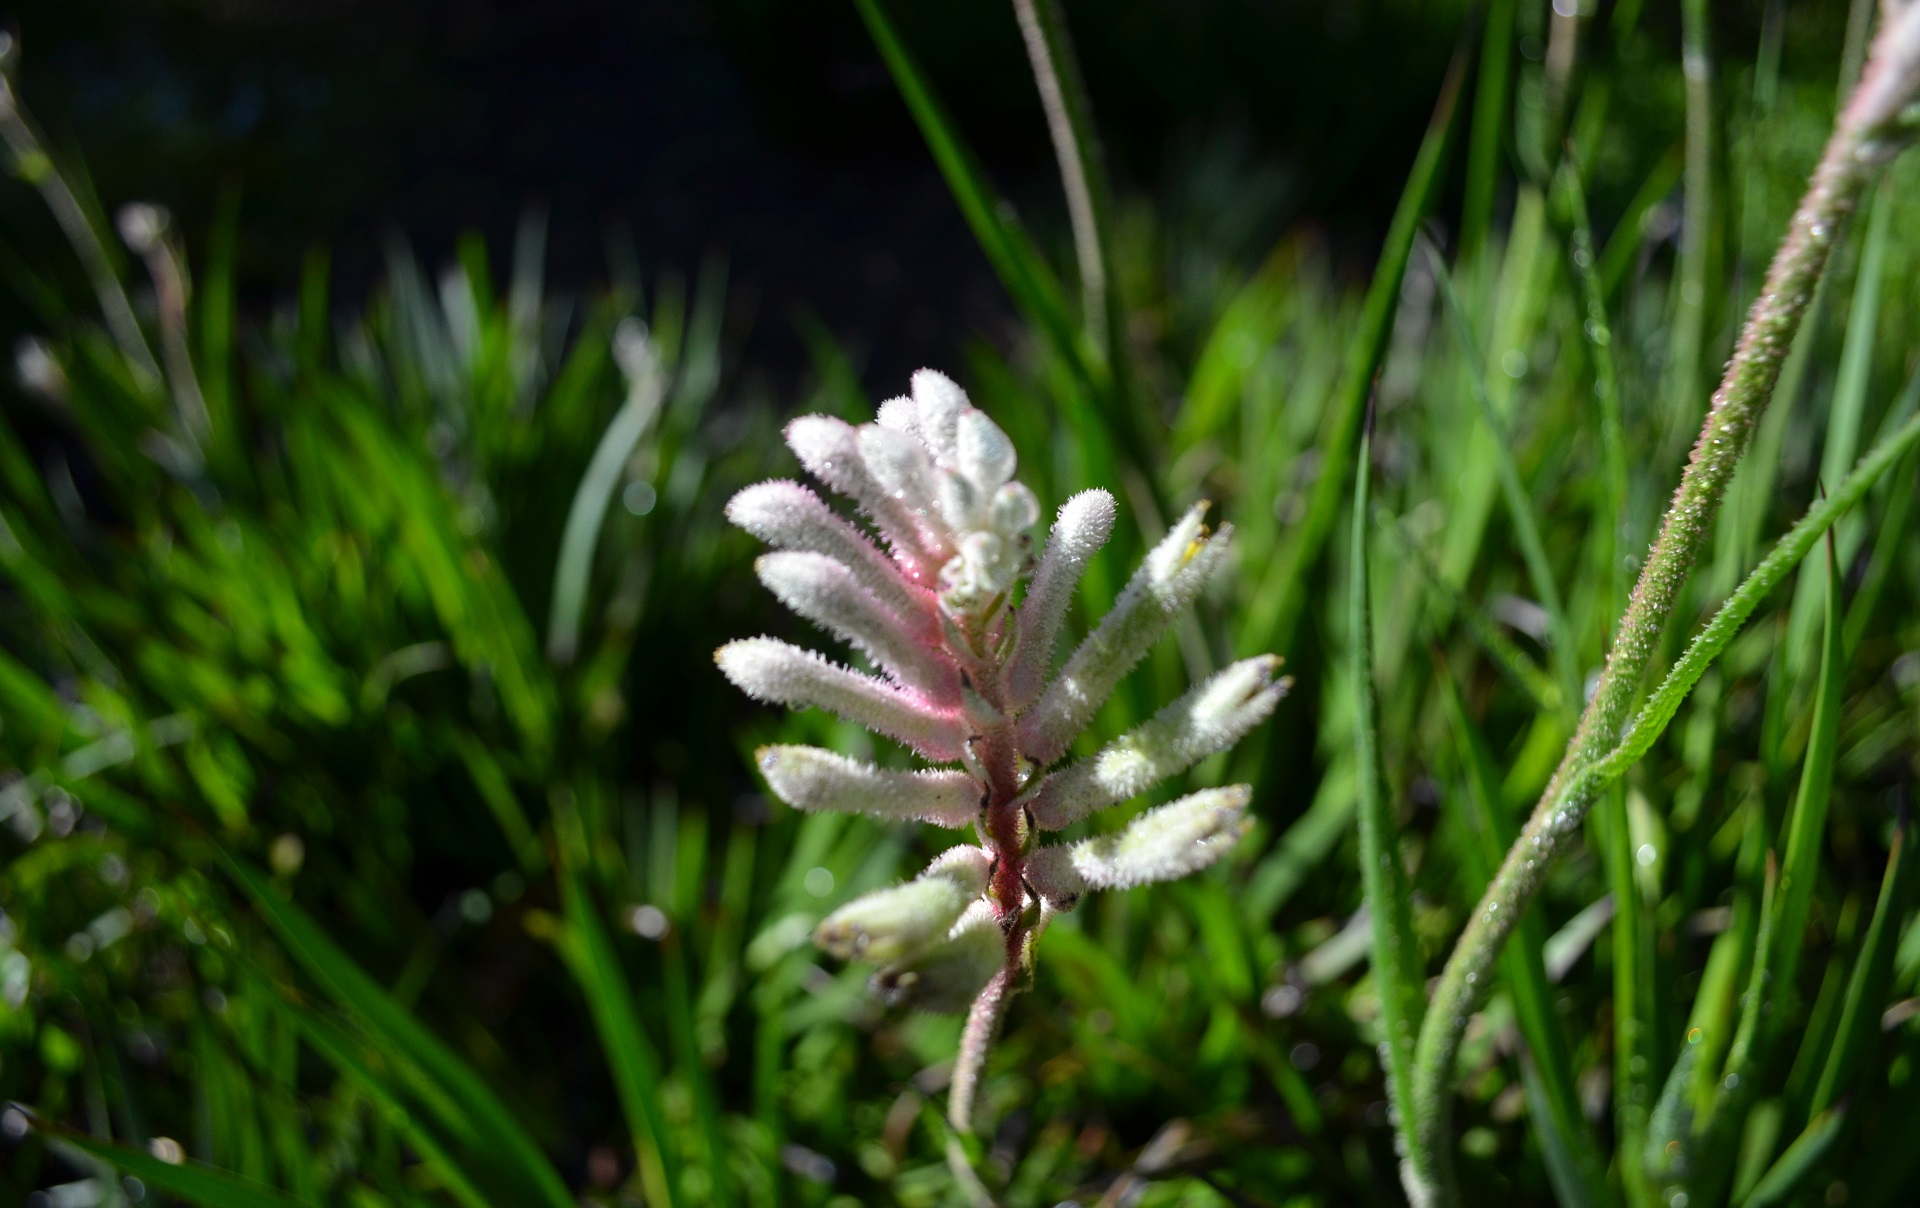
756;552;959;699
1017;503;1231;765
1029;657;1289;829
876;395;919;436
1026;786;1250;901
715;638;965;760
1007;490;1117;710
756;745;980;827
726;481;939;640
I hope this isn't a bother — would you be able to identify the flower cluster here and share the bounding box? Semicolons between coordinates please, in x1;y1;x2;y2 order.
716;370;1286;1127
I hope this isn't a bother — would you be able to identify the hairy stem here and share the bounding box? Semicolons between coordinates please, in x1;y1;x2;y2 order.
1407;7;1920;1203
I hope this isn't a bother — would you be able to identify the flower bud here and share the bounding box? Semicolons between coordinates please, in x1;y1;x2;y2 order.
955;408;1016;491
1025;785;1251;903
1008;490;1117;709
872;899;1003;1013
715;638;965;760
755;552;958;699
911;369;968;464
815;846;991;963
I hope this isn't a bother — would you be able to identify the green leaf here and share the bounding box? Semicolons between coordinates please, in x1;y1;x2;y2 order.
221;852;575;1208
43;1127;310;1208
1349;407;1428;1183
1738;1105;1846;1208
1809;813;1912;1115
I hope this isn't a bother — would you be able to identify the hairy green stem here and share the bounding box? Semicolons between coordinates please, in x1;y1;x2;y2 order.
1407;8;1920;1203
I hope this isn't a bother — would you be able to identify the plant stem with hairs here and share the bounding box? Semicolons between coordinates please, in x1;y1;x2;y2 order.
1405;6;1920;1203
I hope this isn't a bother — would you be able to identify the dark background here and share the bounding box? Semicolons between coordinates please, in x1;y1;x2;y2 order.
1;0;1476;394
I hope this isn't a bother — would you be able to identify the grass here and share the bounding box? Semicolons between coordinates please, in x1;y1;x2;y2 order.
5;2;1920;1205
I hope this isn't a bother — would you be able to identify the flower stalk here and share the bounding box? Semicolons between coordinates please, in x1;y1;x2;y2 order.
1406;5;1920;1203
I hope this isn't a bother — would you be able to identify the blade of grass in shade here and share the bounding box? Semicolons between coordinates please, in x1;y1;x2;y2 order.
1784;176;1893;682
1380;509;1565;720
547;334;664;664
1842;361;1920;656
1434;659;1607;1207
1460;0;1516;260
851;0;1082;384
450;731;545;875
1684;803;1769;1120
1738;1105;1846;1208
1240;42;1464;659
1685;856;1781;1207
220;852;575;1208
553;840;681;1207
1348;407;1430;1190
1598;777;1656;1208
1558;163;1630;617
1810;814;1912;1116
1782;907;1854;1115
290;1004;494;1208
1426;240;1579;707
42;1128;310;1208
1597;143;1685;300
1770;532;1846;1004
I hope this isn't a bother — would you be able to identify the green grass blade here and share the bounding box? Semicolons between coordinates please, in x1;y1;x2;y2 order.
41;1125;310;1208
552;798;682;1207
1460;0;1516;261
547;345;663;664
1241;42;1465;658
1349;408;1429;1187
1426;240;1578;705
220;851;575;1208
1771;532;1846;1003
1809;813;1912;1115
1738;1105;1846;1208
1558;163;1630;616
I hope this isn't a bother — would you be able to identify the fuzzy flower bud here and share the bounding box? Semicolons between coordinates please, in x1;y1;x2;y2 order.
815;846;992;963
871;899;1004;1013
1025;786;1252;910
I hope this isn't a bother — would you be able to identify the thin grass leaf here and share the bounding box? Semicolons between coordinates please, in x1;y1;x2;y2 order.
41;1126;309;1208
1738;1105;1846;1208
220;852;575;1208
1460;0;1516;260
1348;408;1428;1189
1810;812;1911;1117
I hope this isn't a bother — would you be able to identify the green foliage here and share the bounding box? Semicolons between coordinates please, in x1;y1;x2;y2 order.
5;2;1920;1206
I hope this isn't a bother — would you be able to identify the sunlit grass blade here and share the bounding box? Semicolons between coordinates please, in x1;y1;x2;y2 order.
1348;408;1429;1188
1434;658;1607;1206
40;1126;308;1208
1557;162;1630;617
1460;0;1516;260
1241;40;1465;659
220;851;575;1208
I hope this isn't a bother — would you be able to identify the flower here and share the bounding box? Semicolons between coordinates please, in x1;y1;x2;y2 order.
717;369;1287;1130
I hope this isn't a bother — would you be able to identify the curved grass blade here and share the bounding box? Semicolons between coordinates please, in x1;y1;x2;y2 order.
1809;811;1912;1116
220;852;575;1208
1738;1105;1846;1208
39;1123;310;1208
1348;406;1429;1191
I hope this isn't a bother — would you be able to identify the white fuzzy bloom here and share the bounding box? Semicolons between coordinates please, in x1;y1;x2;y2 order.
1025;786;1252;908
1027;656;1289;830
756;745;980;827
815;846;992;963
1018;503;1234;765
715;638;965;760
721;369;1274;1068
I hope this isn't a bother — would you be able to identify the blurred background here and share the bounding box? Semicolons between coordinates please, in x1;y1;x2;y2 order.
5;1;1918;1206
